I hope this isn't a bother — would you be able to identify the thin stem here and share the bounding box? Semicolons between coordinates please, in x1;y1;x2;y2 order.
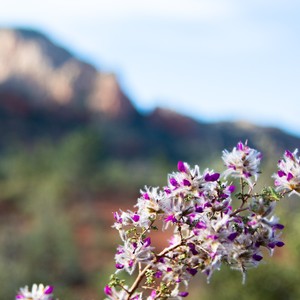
141;220;155;237
230;206;249;217
125;242;183;299
240;178;245;207
118;284;130;294
239;178;254;208
126;265;151;299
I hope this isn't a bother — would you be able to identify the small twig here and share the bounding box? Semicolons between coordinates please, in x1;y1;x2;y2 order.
230;206;249;217
240;178;245;207
118;284;130;294
126;242;183;299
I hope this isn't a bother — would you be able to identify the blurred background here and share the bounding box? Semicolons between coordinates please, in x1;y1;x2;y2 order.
0;1;300;299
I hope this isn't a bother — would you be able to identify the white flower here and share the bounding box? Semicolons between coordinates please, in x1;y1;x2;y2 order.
16;284;53;300
115;239;154;274
222;141;262;186
273;149;300;195
135;187;166;220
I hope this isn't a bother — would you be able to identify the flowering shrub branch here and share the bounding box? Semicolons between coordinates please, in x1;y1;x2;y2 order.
103;141;299;300
16;141;300;300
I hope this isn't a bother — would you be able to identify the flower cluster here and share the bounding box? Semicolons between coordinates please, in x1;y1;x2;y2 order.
105;141;297;300
222;141;262;186
273;149;300;196
16;284;54;300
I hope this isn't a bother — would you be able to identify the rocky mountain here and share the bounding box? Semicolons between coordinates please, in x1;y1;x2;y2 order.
0;27;299;161
0;28;136;120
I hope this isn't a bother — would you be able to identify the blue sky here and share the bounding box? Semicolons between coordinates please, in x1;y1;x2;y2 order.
1;0;300;136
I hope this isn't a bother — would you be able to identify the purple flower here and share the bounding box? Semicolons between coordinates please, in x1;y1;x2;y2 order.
195;221;207;229
178;161;187;173
143;192;150;200
237;141;244;151
178;291;189;297
243;171;252;178
169;177;179;187
104;285;112;296
272;223;284;230
115;263;124;269
252;254;263;261
129;259;134;267
205;173;220;182
183;179;191;186
227;185;236;193
165;214;177;223
114;212;122;223
278;170;286;177
150;290;157;298
207;234;218;240
227;232;238;241
186;267;198;276
276;241;285;247
287;172;294;181
132;213;140;222
44;286;54;295
155;270;163;278
187;242;198;255
143;237;151;247
268;242;276;249
285;150;294;160
164;187;172;194
195;205;203;213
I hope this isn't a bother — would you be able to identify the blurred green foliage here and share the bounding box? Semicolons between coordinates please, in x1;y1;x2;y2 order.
0;129;175;299
0;129;300;299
